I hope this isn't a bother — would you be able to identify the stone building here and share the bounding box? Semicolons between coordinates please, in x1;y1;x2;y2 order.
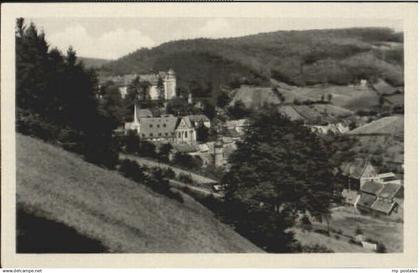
101;69;177;101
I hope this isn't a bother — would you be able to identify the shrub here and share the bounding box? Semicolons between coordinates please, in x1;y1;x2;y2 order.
118;159;146;183
138;140;157;158
376;242;387;253
178;173;194;184
163;168;176;179
173;152;202;170
348;238;359;245
314;228;330;237
300;244;334;253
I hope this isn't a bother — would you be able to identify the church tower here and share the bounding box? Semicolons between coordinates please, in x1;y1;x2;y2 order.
164;69;177;100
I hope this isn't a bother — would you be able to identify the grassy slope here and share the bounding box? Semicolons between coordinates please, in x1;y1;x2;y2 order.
348;115;404;136
347;115;404;172
16;134;262;253
294;206;403;253
230;86;280;109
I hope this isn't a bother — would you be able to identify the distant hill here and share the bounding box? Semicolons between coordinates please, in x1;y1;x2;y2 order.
99;27;403;98
78;57;111;69
16;134;262;253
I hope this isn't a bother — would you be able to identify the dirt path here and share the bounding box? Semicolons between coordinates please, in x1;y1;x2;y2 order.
120;153;219;185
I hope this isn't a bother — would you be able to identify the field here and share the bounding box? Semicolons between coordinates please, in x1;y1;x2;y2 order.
348;115;404;136
277;84;380;111
230;85;281;109
294;206;403;253
233;81;382;115
16;134;262;253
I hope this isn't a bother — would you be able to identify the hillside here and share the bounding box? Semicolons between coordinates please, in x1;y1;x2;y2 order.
230;86;281;109
347;115;404;136
346;115;404;173
16;134;262;253
99;27;403;98
79;57;111;69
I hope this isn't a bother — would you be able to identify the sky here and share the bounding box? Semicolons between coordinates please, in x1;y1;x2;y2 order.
30;17;402;60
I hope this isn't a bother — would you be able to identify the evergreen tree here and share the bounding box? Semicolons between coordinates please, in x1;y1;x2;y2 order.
16;19;118;168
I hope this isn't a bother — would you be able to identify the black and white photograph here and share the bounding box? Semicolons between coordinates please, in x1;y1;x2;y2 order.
1;2;417;269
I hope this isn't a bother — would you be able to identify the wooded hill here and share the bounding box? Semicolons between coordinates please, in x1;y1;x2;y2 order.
99;28;403;98
78;57;111;69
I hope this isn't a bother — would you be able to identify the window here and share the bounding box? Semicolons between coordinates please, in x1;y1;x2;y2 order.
185;131;188;138
165;133;168;136
157;124;160;128
158;133;162;136
149;124;153;128
150;133;153;137
163;124;166;128
178;132;181;138
142;134;145;137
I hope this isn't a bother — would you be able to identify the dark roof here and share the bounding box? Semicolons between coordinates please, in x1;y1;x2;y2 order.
139;116;178;139
371;199;396;214
361;181;383;195
378;183;402;199
357;193;377;208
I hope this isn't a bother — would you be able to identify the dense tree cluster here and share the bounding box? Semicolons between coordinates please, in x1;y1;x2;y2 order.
221;106;342;252
16;19;117;168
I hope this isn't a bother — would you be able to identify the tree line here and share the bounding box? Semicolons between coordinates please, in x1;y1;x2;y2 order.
16;18;118;168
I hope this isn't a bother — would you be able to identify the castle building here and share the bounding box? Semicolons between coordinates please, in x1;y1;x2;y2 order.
101;69;177;101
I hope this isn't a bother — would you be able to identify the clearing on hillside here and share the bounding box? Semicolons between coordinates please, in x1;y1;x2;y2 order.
16;134;262;253
347;115;404;136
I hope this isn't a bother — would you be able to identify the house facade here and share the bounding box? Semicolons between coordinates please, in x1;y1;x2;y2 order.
124;105;199;145
340;159;377;190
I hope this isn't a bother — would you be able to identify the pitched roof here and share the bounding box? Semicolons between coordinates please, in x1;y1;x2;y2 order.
138;74;159;84
139;116;178;138
340;159;372;180
360;181;383;195
378;183;402;199
357;193;377;208
371;199;396;214
176;117;193;130
135;105;153;119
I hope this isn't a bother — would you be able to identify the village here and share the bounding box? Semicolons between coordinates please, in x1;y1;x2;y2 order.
98;68;404;253
14;16;408;256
